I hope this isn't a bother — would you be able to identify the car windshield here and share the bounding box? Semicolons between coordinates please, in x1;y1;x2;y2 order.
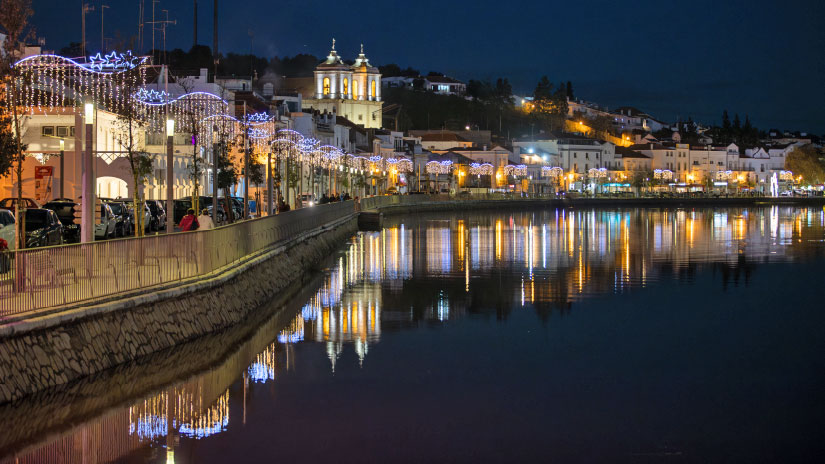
0;211;13;226
24;210;49;231
147;202;160;213
108;203;123;215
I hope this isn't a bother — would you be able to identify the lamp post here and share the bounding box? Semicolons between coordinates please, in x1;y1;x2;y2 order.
81;102;95;244
59;139;65;199
267;150;273;215
166;118;175;233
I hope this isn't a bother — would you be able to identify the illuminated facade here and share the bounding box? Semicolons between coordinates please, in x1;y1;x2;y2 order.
303;40;383;129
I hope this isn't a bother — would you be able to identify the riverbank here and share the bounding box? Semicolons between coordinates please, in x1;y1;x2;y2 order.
0;212;357;404
363;194;825;215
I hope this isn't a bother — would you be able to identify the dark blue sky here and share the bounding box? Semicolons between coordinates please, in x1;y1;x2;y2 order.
33;0;825;133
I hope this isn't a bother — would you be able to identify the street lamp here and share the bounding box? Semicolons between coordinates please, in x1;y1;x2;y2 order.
166;118;175;233
81;102;95;243
59;139;65;199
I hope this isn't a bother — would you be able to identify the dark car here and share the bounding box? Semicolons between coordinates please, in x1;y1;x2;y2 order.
145;200;167;231
103;199;131;237
0;197;41;214
42;200;80;243
23;208;64;248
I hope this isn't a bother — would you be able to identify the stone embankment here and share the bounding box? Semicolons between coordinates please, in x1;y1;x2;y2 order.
364;195;825;216
0;214;357;404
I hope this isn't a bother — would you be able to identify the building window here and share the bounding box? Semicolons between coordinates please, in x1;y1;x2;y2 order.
323;77;330;95
41;126;55;137
353;80;359;99
358;114;363;121
371;80;376;98
343;78;348;95
56;126;69;137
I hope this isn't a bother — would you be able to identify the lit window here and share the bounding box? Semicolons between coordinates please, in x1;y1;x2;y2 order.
323;77;330;95
371;80;376;97
343;78;348;95
353;80;359;98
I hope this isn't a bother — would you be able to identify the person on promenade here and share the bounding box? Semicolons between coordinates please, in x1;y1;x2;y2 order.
198;209;215;230
179;208;199;232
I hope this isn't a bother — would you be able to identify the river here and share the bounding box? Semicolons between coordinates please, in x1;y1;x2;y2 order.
2;206;825;463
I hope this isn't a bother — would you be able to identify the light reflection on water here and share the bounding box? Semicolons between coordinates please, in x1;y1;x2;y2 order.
2;206;825;463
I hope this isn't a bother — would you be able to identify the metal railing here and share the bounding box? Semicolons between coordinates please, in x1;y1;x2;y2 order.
0;201;355;318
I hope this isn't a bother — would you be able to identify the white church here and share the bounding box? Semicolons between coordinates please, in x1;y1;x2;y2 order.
303;40;383;129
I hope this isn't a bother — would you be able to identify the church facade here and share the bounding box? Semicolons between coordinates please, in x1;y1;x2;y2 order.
303;40;383;129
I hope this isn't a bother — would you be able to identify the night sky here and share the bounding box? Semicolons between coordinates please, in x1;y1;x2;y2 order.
32;0;825;134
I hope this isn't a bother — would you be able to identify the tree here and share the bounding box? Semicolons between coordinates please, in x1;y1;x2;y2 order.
785;144;825;185
175;76;206;212
467;79;492;100
113;69;154;237
585;114;616;136
532;76;568;131
0;0;34;250
566;81;574;100
58;41;83;57
379;63;402;77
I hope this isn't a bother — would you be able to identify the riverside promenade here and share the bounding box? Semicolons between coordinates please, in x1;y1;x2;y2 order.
1;194;823;404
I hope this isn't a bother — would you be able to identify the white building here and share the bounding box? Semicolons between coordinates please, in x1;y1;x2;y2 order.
302;41;382;129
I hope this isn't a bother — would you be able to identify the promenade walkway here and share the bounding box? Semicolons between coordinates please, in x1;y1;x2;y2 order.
0;202;355;321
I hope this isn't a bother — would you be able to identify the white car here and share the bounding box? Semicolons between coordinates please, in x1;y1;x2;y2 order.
300;194;315;207
94;203;117;240
0;209;16;250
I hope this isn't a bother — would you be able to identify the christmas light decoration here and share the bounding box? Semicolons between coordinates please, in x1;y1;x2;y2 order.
426;160;453;174
541;166;564;178
469;162;493;176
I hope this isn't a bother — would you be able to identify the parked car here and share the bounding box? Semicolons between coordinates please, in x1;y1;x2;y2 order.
42;200;81;243
94;203;117;240
145;199;167;231
0;209;16;250
205;203;228;226
23;208;64;248
103;199;131;237
0;197;41;213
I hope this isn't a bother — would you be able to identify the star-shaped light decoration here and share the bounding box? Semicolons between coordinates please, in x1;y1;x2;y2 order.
134;88;170;103
87;51;144;72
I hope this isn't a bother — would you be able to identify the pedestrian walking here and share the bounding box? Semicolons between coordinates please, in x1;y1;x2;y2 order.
198;209;215;230
179;208;199;232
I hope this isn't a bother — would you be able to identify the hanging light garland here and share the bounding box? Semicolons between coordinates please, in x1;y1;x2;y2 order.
653;169;673;181
426;160;453;174
503;164;528;176
588;167;608;179
387;157;413;173
541;166;564;178
469;162;493;176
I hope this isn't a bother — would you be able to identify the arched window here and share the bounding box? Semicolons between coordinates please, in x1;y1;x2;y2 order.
353;80;359;99
343;78;349;96
370;80;376;98
323;77;330;95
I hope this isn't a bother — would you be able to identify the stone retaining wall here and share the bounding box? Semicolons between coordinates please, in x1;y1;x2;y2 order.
0;216;358;404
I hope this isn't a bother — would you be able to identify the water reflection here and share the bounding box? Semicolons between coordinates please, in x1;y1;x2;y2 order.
2;206;824;463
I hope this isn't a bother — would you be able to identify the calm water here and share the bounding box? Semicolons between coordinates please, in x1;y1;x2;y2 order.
2;206;825;463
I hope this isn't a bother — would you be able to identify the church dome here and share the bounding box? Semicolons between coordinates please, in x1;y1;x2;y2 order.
317;38;351;71
352;44;379;74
